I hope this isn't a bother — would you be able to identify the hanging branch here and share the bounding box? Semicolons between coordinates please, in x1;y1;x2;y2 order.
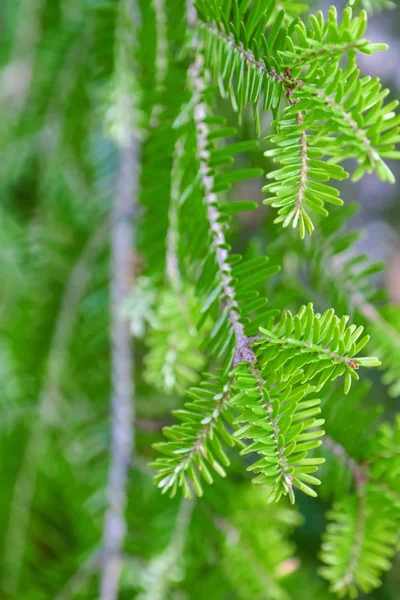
166;140;184;292
100;133;138;599
99;1;140;596
138;498;194;600
187;5;255;366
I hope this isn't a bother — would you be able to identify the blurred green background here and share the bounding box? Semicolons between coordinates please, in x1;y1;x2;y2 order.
0;0;399;599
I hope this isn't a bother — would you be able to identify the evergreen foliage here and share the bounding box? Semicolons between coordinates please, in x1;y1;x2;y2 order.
1;0;400;599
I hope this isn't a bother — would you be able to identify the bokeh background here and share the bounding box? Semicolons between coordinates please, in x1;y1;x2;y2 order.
0;0;399;599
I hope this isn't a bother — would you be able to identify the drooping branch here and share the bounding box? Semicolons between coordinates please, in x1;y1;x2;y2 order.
99;0;140;595
335;489;367;593
324;434;400;505
183;0;297;499
139;499;194;600
315;88;377;168
295;111;308;222
166;140;183;292
100;132;138;600
198;23;294;89
188;10;254;366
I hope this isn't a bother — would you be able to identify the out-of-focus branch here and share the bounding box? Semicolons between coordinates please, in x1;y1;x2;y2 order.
99;136;138;599
138;499;194;600
99;0;140;595
2;224;107;596
324;435;368;490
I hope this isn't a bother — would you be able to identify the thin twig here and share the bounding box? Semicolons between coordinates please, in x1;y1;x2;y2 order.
166;140;184;292
150;0;169;125
100;132;138;599
188;12;255;366
199;23;295;90
2;224;107;596
99;0;140;595
296;111;308;221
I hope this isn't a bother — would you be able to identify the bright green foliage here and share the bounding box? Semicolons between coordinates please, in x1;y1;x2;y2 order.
152;373;236;497
312;382;400;595
1;0;400;598
368;416;400;502
258;303;380;392
263;114;347;237
320;488;399;598
232;367;324;503
349;0;395;12
153;302;379;502
196;0;400;235
367;306;400;397
222;487;303;600
141;287;206;394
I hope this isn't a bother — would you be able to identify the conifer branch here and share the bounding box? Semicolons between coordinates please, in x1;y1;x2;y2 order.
138;498;194;599
316;89;377;167
335;487;367;592
100;132;138;600
288;41;362;68
177;380;232;473
100;0;140;594
296;111;308;223
150;0;168;125
260;334;361;370
166;141;183;292
199;23;292;88
250;366;293;496
188;17;255;365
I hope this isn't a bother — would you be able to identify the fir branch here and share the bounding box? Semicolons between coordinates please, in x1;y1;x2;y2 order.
295;111;308;224
166;141;183;292
2;224;107;597
250;365;294;498
153;374;234;496
258;304;381;394
320;487;398;596
188;17;254;365
334;487;367;593
150;0;169;125
100;131;138;599
260;334;361;371
316;88;377;168
288;41;363;69
324;433;400;505
138;498;194;600
199;22;293;89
